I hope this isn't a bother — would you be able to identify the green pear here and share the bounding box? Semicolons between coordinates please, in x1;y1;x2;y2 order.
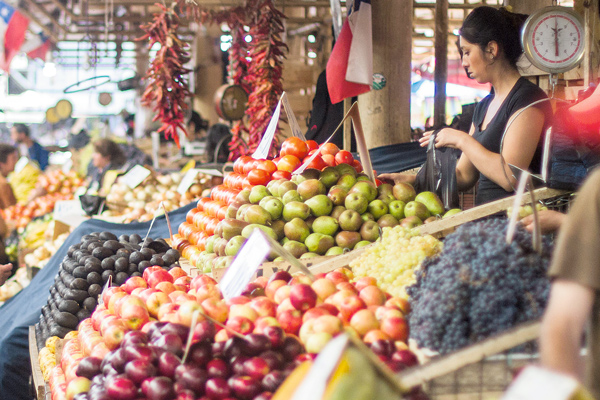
283;218;311;242
312;216;340;236
305;233;335;255
305;194;333;217
404;201;431;221
415;191;445;216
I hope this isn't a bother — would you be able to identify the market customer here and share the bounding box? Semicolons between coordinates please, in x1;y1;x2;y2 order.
10;123;49;171
380;6;550;206
0;144;18;210
87;139;127;194
537;168;600;398
0;263;13;286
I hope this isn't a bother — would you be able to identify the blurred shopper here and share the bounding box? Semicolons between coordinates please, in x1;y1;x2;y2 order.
205;123;232;163
0;144;18;209
0;263;13;286
87;139;127;194
10;124;49;171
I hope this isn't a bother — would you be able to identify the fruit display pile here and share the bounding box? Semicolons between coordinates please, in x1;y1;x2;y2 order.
176;137;457;274
407;219;553;354
37;231;177;342
37;170;85;197
102;171;219;223
0;267;28;303
9;161;40;203
350;226;442;297
24;232;70;270
0;192;75;230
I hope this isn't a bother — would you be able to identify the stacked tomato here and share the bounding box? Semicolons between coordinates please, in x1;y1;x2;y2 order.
175;138;363;267
1;192;74;230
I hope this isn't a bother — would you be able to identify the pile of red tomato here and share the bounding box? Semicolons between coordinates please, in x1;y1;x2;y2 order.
174;138;364;265
1;192;74;229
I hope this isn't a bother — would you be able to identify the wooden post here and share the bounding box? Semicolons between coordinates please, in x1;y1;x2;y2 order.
357;0;412;148
581;0;600;87
433;0;448;128
506;0;552;14
343;98;352;150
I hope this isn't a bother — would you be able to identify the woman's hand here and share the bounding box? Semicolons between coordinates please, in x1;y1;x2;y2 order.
520;209;565;234
0;263;13;286
377;173;416;186
420;128;469;149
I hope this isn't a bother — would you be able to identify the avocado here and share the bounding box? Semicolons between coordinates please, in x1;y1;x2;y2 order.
73;267;87;279
137;260;151;273
63;260;78;274
129;251;143;265
70;278;89;291
82;297;97;311
87;272;102;285
92;247;113;260
147;240;169;254
118;234;129;242
76;308;92;321
50;323;72;338
114;257;129;272
101;257;115;270
67;244;80;258
150;255;164;267
81;234;97;242
129;233;142;244
131;272;142;277
128;263;138;275
116;248;132;258
140;247;155;261
101;270;115;283
72;249;84;261
84;262;102;275
64;289;88;302
115;272;129;285
88;284;102;298
99;231;118;241
165;249;180;262
58;299;80;314
87;241;104;252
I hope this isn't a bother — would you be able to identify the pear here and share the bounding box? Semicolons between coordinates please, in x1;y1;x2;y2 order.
415;191;445;216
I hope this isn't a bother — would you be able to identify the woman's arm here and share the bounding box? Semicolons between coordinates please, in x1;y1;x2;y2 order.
431;106;545;191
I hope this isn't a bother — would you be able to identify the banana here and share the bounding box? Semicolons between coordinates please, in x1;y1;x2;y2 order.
322;347;377;400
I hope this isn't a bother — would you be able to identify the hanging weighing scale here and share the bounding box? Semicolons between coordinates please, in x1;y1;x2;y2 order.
500;5;586;186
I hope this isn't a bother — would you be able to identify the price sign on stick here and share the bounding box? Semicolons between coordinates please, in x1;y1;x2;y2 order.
161;201;174;243
252;98;283;159
506;170;542;253
291;334;349;400
502;365;591;400
219;230;272;300
121;165;152;189
98;275;113;306
281;92;306;141
258;233;315;280
177;169;200;195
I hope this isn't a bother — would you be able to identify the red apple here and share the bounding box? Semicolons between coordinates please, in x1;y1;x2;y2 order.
107;291;127;314
325;270;349;285
147;269;174;288
289;284;317;312
130;287;145;297
380;316;409;342
103;320;128;350
174;275;192;287
243;357;270;379
276;298;296;316
138;288;159;303
66;376;90;400
249;296;277;318
353;276;377;291
336;282;359;295
190;274;217;291
273;285;292;305
169;266;188;280
385;297;411;315
91;309;113;331
146;291;172;318
349;309;379;336
362;329;391;344
289;273;312;286
229;304;258;322
253;276;269;289
120;302;150;330
143;266;163;281
201;298;229;323
301;307;329;323
226;316;254;335
215;329;231;342
265;280;287;301
276;309;302;335
226;295;251;306
155;281;177;294
391;349;418;367
339;295;367;320
318;304;339;316
375;306;403;321
253;317;281;333
122;276;148;294
325;289;356;308
196;283;223;302
102;286;125;307
310;278;337;301
176;300;205;327
313;315;343;336
359;285;387;307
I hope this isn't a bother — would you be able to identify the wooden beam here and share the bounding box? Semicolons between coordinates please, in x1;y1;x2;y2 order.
413;1;498;9
433;0;448;127
21;0;68;34
15;6;61;42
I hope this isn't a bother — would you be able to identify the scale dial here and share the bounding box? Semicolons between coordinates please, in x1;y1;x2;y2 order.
522;6;585;73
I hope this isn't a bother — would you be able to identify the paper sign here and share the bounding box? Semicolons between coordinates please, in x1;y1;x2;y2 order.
54;200;85;220
219;230;272;300
282;92;306;141
178;169;200;195
252;98;283;159
98;275;113;306
258;233;315;279
291;334;349;400
182;310;201;364
62;158;73;174
121;165;151;189
180;160;196;175
161;201;174;242
502;366;583;400
196;169;224;177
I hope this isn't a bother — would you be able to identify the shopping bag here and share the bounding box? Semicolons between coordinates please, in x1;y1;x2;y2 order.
79;194;105;216
413;129;460;210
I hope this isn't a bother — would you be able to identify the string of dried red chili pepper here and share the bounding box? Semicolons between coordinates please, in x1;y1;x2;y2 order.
138;3;191;147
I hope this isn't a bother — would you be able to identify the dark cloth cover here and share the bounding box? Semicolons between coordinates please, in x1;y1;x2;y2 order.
472;77;550;205
355;141;427;175
0;202;195;400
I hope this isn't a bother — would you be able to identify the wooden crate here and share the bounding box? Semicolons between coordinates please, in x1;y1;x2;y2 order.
29;326;48;400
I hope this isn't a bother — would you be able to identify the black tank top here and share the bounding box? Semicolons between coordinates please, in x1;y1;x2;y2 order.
472;77;549;205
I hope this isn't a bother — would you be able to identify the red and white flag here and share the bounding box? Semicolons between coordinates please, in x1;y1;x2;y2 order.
326;0;372;104
21;31;51;61
0;1;29;72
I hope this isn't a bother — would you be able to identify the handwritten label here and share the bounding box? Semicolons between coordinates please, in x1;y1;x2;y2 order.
219;230;272;300
54;200;85;220
291;334;349;400
121;165;151;189
502;366;582;400
177;169;200;195
252;98;283;159
282;92;306;141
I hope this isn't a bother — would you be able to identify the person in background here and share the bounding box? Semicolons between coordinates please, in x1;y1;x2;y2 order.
380;6;550;206
10;124;49;171
188;110;209;141
205;123;232;163
87;139;127;194
0;263;13;286
0;144;18;210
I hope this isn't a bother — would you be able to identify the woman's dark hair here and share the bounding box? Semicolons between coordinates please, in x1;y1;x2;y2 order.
93;139;126;167
0;144;17;163
459;6;529;68
188;111;208;133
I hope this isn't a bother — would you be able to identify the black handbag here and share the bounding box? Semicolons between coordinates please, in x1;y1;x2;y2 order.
413;129;460;210
79;194;106;216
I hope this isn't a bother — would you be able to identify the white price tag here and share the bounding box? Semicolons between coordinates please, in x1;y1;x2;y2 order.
196;169;224;177
291;334;349;400
121;165;152;189
177;169;200;195
54;200;85;220
252;98;283;159
62;158;73;174
502;366;581;400
282;92;306;141
218;230;272;300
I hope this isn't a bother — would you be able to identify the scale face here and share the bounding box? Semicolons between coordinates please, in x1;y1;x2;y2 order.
522;6;585;74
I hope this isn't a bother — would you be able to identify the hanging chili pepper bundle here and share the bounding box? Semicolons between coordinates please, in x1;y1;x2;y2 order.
138;3;191;147
244;0;288;156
